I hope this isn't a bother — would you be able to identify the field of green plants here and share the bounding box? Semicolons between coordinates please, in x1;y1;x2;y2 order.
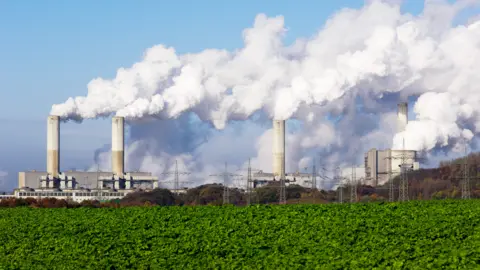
1;200;480;269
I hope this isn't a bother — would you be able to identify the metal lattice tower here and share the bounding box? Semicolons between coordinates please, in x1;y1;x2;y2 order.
383;138;413;202
96;163;100;189
350;165;357;203
461;140;471;199
312;158;317;190
223;163;229;204
383;139;426;202
279;177;287;205
247;159;252;205
388;169;395;202
398;138;409;202
335;167;343;203
236;159;261;206
210;162;241;205
317;166;339;194
161;160;192;193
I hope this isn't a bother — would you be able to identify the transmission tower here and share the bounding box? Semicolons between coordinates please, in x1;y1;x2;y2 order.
237;158;261;206
279;177;287;205
350;165;357;203
247;159;252;205
383;138;416;202
161;160;192;193
312;158;317;190
388;169;395;202
461;140;471;199
316;166;340;202
398;138;410;201
335;167;344;203
210;162;241;204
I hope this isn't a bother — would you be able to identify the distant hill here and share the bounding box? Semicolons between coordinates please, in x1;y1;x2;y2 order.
370;152;480;200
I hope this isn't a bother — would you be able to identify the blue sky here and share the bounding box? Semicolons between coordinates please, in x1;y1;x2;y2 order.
0;0;467;191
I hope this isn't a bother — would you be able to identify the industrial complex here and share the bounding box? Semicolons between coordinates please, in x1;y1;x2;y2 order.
252;102;420;188
251;119;313;188
0;102;419;202
12;116;158;202
364;103;419;186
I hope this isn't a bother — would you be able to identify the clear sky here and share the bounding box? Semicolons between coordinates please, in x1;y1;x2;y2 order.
0;0;472;191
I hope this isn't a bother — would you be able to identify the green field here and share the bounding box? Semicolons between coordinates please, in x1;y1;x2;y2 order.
1;200;480;269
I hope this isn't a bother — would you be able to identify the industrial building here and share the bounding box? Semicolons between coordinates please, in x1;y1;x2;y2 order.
251;170;313;188
251;119;313;188
13;115;158;202
364;103;420;186
3;101;421;201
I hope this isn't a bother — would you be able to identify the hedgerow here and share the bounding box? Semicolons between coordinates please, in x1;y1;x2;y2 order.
1;200;479;269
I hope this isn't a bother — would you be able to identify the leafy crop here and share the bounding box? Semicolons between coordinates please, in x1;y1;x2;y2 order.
1;200;480;269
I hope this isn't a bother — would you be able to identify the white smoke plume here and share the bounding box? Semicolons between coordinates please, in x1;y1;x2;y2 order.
52;0;480;188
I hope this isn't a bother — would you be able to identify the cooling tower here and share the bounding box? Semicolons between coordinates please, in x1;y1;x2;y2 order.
47;115;60;177
112;116;125;176
397;102;408;132
273;120;286;180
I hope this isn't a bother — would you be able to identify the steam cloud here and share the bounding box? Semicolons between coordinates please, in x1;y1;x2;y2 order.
51;0;480;188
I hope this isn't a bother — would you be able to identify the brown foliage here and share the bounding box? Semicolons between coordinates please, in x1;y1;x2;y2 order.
2;151;480;208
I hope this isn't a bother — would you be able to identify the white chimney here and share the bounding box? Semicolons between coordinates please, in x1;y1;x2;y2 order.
397;102;408;132
47;115;60;177
112;116;125;176
272;119;286;180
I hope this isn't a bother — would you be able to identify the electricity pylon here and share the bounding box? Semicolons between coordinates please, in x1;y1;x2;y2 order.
310;159;318;203
388;169;395;202
210;162;241;204
335;167;344;203
161;160;192;193
350;165;357;203
279;177;287;205
311;158;317;190
236;158;262;205
383;138;415;202
461;139;471;199
397;138;409;201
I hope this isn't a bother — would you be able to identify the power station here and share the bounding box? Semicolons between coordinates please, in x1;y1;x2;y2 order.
364;102;419;186
251;119;312;188
15;115;158;202
0;101;420;202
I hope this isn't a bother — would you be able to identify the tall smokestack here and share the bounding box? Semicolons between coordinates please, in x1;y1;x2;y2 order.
273;119;286;180
112;116;124;176
397;102;408;132
47;115;60;177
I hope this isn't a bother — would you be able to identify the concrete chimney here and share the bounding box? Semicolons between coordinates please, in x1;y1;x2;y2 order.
112;116;125;176
47;115;60;177
272;119;286;180
397;102;408;132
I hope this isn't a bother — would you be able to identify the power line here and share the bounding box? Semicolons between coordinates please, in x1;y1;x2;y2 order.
279;177;287;205
161;160;192;193
350;165;357;203
311;158;318;203
388;167;395;202
210;162;241;205
461;139;471;199
383;138;419;202
317;167;339;187
236;158;262;206
247;160;252;205
398;138;409;202
335;167;343;203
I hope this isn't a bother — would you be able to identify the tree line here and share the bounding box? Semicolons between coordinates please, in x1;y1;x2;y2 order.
2;152;480;208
